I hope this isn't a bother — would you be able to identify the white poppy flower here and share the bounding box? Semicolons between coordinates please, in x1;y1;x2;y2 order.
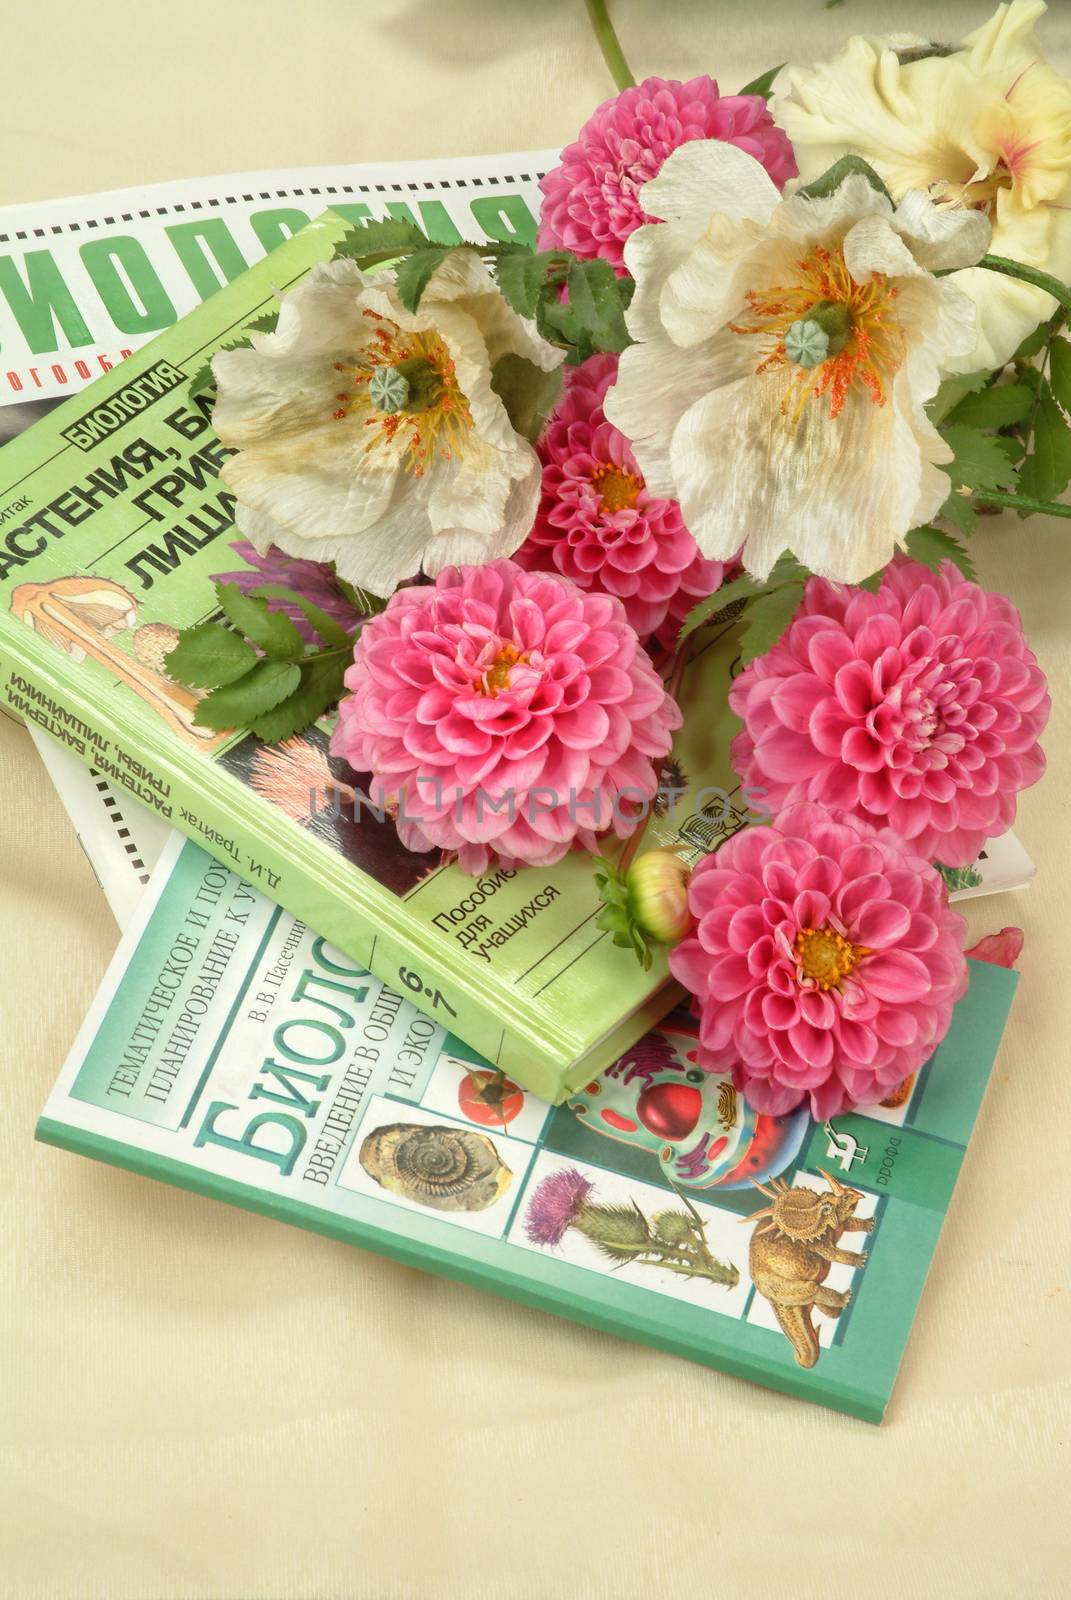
212;252;563;596
602;141;990;584
775;0;1071;371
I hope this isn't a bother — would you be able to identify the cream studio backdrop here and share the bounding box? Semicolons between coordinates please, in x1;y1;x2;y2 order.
1;3;1070;1598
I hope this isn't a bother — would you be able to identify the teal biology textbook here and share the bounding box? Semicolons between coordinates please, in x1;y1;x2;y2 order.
0;211;755;1104
37;836;1018;1422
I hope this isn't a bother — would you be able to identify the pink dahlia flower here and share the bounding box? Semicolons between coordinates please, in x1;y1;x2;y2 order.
730;559;1049;868
514;354;726;644
669;803;968;1120
330;559;682;873
538;76;796;272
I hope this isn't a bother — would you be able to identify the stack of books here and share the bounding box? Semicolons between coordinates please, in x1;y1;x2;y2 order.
0;163;1022;1421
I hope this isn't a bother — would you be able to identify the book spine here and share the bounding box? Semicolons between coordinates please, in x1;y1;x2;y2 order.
0;624;571;1093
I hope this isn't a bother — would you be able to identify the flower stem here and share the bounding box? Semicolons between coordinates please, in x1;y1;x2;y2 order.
974;254;1071;314
583;0;636;91
973;490;1071;518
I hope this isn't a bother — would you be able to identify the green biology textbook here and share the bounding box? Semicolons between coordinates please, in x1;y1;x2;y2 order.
0;211;759;1102
37;835;1018;1422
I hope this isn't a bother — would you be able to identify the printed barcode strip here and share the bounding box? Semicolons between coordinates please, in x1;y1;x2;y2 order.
0;172;549;245
89;770;150;883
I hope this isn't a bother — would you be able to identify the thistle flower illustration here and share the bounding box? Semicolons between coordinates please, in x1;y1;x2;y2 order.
524;1167;738;1288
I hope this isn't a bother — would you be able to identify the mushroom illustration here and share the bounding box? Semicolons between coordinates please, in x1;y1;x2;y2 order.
10;575;231;750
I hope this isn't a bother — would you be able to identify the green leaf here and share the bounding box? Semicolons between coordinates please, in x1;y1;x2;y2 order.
740;583;805;665
939;424;1020;494
739;63;785;99
566;258;632;353
1018;383;1071;501
489;353;563;443
188;309;280;398
926;370;988;425
939;489;977;537
164;623;258;690
798;154;893;207
1048;337;1071;415
945;383;1033;430
1013;324;1049;360
394;246;452;312
333;218;427;263
249;584;355;649
193;660;302;731
248;653;349;743
494;250;565;319
905;525;976;581
216;582;304;659
677;572;763;644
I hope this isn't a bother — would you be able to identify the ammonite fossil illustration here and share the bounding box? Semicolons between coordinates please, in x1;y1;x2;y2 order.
358;1122;512;1212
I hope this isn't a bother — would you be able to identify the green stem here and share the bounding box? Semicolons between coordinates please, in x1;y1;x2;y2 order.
974;254;1071;315
973;489;1071;518
583;0;635;91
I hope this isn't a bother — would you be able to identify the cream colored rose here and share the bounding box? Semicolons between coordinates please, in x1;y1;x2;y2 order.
776;0;1071;371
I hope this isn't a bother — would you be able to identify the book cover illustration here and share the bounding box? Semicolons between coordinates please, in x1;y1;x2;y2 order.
37;835;1019;1421
0;210;759;1099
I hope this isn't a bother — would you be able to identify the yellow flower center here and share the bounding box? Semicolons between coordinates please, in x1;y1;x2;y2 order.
480;642;529;696
794;924;866;991
730;244;903;421
332;312;474;477
592;462;643;512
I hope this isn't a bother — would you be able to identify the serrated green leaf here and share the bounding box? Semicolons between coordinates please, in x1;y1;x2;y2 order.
1019;383;1071;501
247;653;349;743
855;568;885;593
940;424;1020;493
566;258;632;353
945;383;1033;430
926;370;988;425
739;62;785;99
1048;337;1071;415
193;659;302;730
905;525;976;581
798;154;893;206
189;309;281;398
740;583;805;665
494;250;565;319
1013;324;1048;360
938;489;977;537
216;582;304;659
165;623;258;690
993;435;1026;464
249;584;355;649
333;218;427;262
677;572;764;644
489;353;562;443
395;246;452;312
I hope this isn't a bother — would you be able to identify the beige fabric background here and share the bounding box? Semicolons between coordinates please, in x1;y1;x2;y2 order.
2;3;1069;1596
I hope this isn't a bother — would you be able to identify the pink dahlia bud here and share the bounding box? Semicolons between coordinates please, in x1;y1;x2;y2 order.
668;802;969;1121
538;76;797;273
514;353;729;646
626;851;693;944
729;559;1050;868
330;559;682;874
